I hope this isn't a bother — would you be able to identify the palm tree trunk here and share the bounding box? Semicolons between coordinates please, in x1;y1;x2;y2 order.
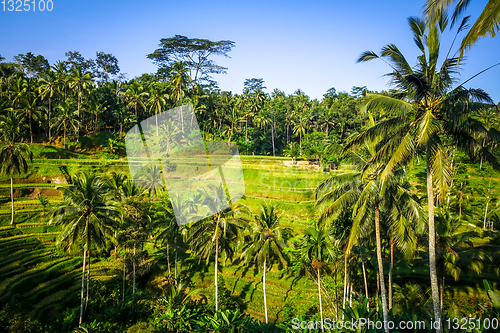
440;274;445;311
349;283;352;306
79;248;87;325
375;203;389;333
318;267;324;332
63;126;67;150
360;247;369;308
133;243;136;294
85;249;90;310
155;112;159;136
376;271;380;312
29;114;33;143
215;237;219;311
299;132;302;156
484;200;489;229
122;255;126;303
263;258;268;324
427;144;442;333
167;244;171;276
77;95;81;142
389;240;394;310
48;98;52;140
342;256;348;311
480;137;486;169
10;177;14;225
271;121;275;157
334;261;338;319
174;242;178;280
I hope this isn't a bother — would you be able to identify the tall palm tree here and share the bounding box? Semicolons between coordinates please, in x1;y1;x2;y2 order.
154;194;196;279
293;116;307;156
52;100;80;149
316;143;422;332
147;84;168;136
188;184;249;311
18;94;43;144
0;112;32;225
424;0;500;57
352;15;500;331
241;203;291;324
135;164;164;200
299;225;337;332
123;82;148;118
69;66;93;140
49;172;120;325
39;70;58;141
53;61;70;101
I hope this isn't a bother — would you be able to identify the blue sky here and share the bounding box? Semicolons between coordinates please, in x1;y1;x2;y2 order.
1;0;498;102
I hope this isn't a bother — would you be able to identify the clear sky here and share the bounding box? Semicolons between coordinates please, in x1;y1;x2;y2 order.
1;0;498;102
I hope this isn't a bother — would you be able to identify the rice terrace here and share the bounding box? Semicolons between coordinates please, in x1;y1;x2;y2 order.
1;0;500;332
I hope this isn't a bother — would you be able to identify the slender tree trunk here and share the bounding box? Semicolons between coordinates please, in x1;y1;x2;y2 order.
484;200;489;229
360;247;369;308
122;254;126;303
79;249;87;326
271;121;275;157
63;126;67;150
375;203;389;333
48;98;51;140
440;274;445;311
85;249;90;310
299;132;302;156
10;177;14;225
376;271;380;312
245;118;248;155
427;144;442;333
480;137;486;169
263;258;268;324
155;112;159;136
349;283;352;306
389;240;394;310
167;244;171;276
334;261;338;319
318;268;324;332
77;95;81;142
342;256;348;311
133;243;136;294
29;114;33;143
174;242;178;280
215;237;219;311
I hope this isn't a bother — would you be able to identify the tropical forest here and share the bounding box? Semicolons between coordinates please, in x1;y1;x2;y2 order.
1;1;500;332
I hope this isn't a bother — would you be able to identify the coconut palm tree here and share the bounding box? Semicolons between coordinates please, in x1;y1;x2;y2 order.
241;203;291;324
49;172;120;325
293;116;307;156
188;184;249;311
123;82;148;118
299;224;337;332
424;0;500;57
316;143;422;332
39;70;58;141
18;94;43;144
135;164;164;200
0;111;32;225
154;193;197;279
69;66;93;140
147;84;168;136
52;100;80;149
351;15;500;331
